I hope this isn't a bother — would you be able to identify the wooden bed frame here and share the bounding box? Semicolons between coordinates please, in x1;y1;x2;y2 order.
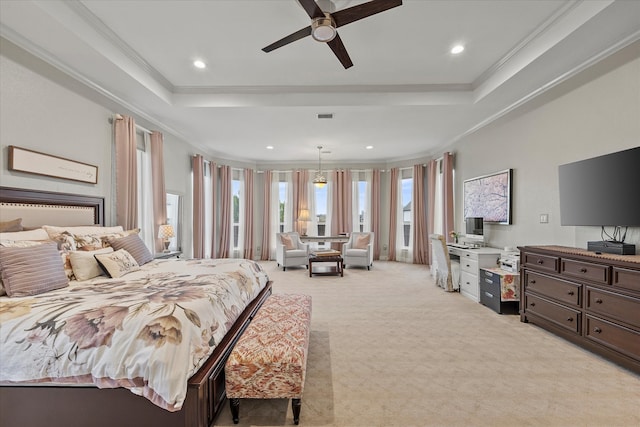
0;187;273;427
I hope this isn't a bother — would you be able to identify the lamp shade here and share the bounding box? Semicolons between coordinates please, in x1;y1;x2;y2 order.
298;209;310;222
158;224;175;239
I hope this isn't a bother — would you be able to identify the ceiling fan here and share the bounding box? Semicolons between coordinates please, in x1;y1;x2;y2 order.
262;0;403;69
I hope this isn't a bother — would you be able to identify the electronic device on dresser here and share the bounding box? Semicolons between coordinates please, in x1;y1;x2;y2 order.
558;146;640;255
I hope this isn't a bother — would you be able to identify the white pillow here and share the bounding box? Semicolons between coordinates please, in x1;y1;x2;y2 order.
69;247;114;281
0;228;49;241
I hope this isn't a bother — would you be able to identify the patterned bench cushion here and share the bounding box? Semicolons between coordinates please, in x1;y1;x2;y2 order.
225;293;312;399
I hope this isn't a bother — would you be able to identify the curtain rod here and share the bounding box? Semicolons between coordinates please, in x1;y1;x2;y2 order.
108;115;151;134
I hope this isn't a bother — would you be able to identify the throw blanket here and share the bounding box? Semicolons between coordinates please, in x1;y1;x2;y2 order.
0;258;269;411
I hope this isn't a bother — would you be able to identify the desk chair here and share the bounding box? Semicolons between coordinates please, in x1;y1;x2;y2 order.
429;234;459;292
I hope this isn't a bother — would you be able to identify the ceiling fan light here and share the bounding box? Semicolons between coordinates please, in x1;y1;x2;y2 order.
311;16;336;42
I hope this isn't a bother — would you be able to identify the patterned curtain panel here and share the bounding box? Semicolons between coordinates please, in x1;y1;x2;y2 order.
114;115;138;230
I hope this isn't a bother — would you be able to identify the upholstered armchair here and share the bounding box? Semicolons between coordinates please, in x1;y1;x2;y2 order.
276;232;309;271
342;232;374;270
429;234;459;292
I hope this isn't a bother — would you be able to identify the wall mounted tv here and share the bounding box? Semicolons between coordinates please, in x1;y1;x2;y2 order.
558;146;640;226
463;169;512;224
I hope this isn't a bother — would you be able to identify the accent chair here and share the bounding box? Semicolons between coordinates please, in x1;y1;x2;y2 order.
429;234;459;292
342;232;374;270
276;232;309;271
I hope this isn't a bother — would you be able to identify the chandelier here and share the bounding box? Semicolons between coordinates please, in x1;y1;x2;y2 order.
313;145;327;188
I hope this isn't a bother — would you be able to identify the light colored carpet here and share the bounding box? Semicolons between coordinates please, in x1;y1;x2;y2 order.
215;261;640;427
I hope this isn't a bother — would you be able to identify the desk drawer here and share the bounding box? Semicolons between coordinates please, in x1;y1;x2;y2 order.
460;271;478;300
460;258;478;274
585;315;640;360
586;287;640;329
480;276;501;313
562;259;609;285
524;271;580;306
525;293;581;334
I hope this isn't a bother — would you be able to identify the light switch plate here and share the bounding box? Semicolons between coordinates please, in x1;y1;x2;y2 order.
540;214;549;223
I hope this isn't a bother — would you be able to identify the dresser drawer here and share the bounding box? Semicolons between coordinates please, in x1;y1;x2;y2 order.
585;315;640;361
613;267;640;293
586;287;640;329
525;293;581;334
561;259;609;285
460;257;478;274
524;271;580;306
523;252;559;273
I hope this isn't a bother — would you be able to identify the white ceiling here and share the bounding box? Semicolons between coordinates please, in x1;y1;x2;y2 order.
1;0;639;165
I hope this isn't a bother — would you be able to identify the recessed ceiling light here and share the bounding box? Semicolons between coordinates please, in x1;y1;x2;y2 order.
451;45;464;55
266;145;274;150
365;145;374;150
193;60;206;69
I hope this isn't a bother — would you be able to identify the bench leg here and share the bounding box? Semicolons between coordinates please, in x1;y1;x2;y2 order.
292;398;301;425
229;398;240;424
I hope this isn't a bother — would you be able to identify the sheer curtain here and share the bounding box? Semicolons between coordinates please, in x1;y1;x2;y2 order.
136;133;155;251
114;115;137;230
261;170;272;261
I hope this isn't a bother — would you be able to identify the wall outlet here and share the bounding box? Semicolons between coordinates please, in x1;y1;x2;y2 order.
540;214;549;223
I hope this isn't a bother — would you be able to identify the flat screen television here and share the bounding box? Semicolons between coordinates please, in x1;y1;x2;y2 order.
463;169;512;224
558;147;640;227
465;217;484;240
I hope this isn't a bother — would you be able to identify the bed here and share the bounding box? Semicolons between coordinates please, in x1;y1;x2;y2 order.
0;187;272;427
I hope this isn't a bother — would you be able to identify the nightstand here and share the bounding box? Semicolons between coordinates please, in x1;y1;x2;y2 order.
154;251;182;260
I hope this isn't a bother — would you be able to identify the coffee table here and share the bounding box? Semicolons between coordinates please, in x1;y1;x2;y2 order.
308;254;343;277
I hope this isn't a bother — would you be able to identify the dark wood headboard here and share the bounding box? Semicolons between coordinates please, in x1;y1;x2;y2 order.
0;187;105;226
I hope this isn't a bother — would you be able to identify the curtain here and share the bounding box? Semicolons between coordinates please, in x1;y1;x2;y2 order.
137;133;155;251
293;169;308;235
388;167;399;261
243;169;254;260
261;170;272;261
442;152;455;243
218;165;232;258
413;164;428;264
371;169;381;260
114;115;137;230
150;131;166;253
330;170;352;236
426;160;437;265
192;155;205;259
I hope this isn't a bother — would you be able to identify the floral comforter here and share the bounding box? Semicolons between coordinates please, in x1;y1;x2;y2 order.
0;258;269;411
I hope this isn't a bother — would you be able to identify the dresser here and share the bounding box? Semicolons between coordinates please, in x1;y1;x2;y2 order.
520;245;640;374
447;246;501;302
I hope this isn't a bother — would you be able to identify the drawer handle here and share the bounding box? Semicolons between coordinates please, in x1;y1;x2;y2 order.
537;259;544;264
530;302;536;307
595;298;603;304
566;317;573;322
485;279;492;284
567;290;574;296
580;268;587;273
466;264;471;268
593;327;602;334
529;280;536;284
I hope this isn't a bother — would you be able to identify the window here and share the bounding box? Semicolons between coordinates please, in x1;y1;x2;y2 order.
136;132;154;251
231;169;244;255
401;175;413;247
352;171;371;232
166;192;182;251
313;184;328;247
278;181;288;233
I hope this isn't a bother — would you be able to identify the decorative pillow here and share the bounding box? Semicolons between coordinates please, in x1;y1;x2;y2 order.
43;225;124;240
280;234;295;250
72;234;105;251
94;249;140;278
0;242;69;297
107;233;153;265
354;234;371;249
0;228;49;241
69;247;114;281
0;218;23;233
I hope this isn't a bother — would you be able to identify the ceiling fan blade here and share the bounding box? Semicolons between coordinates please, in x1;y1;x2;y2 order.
298;0;324;19
332;0;402;28
262;26;312;52
327;34;353;69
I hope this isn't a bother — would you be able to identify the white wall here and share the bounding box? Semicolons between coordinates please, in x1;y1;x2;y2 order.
449;45;640;251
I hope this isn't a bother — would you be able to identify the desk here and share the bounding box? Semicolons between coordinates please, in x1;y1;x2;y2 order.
479;267;520;314
447;246;501;302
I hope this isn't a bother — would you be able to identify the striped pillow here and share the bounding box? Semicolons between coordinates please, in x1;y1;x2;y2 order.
107;233;153;265
0;242;69;297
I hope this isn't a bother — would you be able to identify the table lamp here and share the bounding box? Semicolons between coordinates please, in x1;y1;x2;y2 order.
158;224;175;252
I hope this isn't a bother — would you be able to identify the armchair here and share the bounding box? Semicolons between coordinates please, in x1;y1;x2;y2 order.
342;232;374;270
276;232;309;271
429;234;459;292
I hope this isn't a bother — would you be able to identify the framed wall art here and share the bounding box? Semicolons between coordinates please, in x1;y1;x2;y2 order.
463;169;513;224
8;145;98;184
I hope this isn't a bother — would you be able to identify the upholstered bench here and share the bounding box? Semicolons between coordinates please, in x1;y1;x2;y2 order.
225;293;312;425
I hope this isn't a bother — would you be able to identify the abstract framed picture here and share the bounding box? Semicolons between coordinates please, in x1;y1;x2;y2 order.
463;169;512;224
8;145;98;184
